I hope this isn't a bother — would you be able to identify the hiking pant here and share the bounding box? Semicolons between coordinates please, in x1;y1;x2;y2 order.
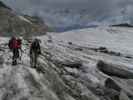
12;48;19;65
30;52;38;68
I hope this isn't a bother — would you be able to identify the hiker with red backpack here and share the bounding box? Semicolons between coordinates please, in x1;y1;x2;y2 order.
8;36;22;65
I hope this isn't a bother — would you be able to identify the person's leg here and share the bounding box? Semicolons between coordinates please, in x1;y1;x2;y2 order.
12;49;15;65
14;49;18;65
12;49;17;65
34;53;37;68
30;52;37;68
19;49;22;60
33;52;36;68
16;49;19;63
30;54;32;67
30;52;34;68
17;49;19;59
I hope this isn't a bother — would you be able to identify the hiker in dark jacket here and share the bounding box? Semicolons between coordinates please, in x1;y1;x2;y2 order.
8;36;21;65
30;38;41;68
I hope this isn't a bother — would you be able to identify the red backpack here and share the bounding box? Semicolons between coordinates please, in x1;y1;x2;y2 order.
17;39;22;49
8;38;18;49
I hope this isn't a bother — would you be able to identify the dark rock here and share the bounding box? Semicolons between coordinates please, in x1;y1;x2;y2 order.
97;47;122;57
62;61;82;69
109;51;121;56
125;56;132;59
105;78;121;92
111;23;133;28
98;47;108;53
0;1;11;10
94;85;120;100
97;60;133;79
75;47;83;51
99;47;107;51
68;42;73;45
47;39;52;43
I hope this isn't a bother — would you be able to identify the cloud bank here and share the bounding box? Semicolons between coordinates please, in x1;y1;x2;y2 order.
1;0;133;28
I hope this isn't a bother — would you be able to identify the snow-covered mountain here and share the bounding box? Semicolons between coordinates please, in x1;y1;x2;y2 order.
0;1;133;99
1;0;133;31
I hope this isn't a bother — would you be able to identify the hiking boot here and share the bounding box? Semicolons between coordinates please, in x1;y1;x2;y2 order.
12;62;17;65
33;66;36;68
30;65;36;68
12;60;17;65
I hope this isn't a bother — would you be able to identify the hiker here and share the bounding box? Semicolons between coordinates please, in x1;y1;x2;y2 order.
17;37;22;60
8;36;21;65
30;38;41;68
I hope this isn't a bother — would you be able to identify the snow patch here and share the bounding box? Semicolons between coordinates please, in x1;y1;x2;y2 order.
18;15;32;24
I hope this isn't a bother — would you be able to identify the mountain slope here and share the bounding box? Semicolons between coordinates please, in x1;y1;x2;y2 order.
1;0;133;31
0;1;11;9
0;1;47;37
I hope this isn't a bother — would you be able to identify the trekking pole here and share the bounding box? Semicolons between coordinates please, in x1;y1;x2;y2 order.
20;49;23;61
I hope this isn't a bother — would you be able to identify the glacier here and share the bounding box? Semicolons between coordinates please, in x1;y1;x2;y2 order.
0;27;133;100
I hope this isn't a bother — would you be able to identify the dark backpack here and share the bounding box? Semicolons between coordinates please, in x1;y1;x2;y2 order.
31;39;41;54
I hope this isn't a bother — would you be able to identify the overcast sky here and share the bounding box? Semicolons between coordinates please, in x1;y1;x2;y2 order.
1;0;133;17
1;0;133;27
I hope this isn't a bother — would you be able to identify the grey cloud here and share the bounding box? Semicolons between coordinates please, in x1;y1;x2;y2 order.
1;0;133;27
